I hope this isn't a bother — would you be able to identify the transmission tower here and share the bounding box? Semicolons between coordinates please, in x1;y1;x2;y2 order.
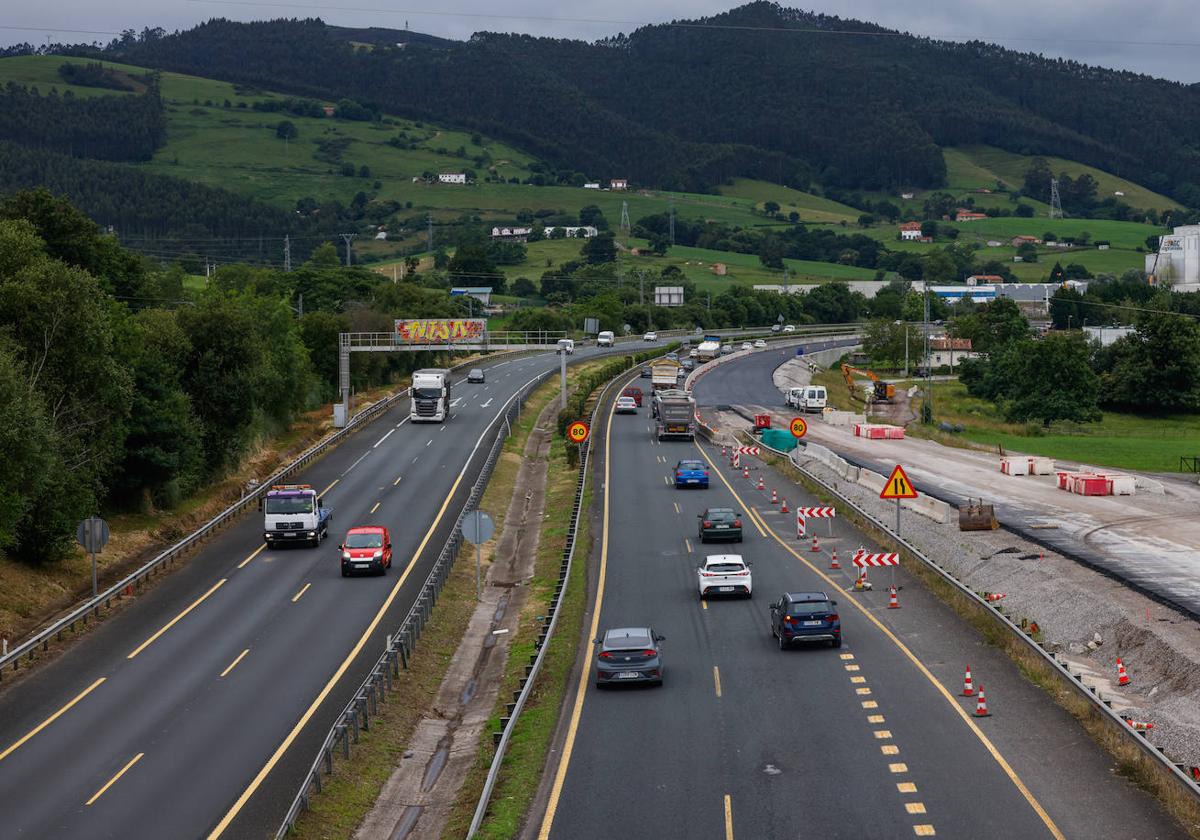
620;200;631;249
1049;178;1064;219
339;233;357;267
283;234;292;272
669;201;676;246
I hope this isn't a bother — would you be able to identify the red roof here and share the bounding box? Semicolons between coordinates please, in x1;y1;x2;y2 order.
899;221;923;231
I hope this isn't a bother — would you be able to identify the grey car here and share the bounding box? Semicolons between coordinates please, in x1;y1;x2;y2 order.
594;627;665;688
467;368;485;383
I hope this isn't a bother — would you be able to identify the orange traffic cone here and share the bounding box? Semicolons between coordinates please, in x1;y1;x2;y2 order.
960;665;975;696
756;475;765;491
985;592;1007;603
829;550;840;569
974;685;991;717
780;498;790;514
888;587;900;609
810;535;820;552
1117;658;1131;686
743;467;749;480
771;488;778;505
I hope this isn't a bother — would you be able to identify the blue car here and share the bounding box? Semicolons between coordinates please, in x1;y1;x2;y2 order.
674;459;709;489
770;592;841;649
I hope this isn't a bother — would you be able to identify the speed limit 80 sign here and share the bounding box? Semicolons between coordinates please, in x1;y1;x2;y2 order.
566;420;591;445
790;416;808;438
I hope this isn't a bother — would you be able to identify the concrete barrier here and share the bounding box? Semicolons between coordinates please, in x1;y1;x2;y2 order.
849;467;950;524
792;443;859;482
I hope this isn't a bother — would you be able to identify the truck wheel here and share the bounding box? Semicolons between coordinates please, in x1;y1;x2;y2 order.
266;541;275;551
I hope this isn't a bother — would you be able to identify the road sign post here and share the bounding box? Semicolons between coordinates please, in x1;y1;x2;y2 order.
461;510;495;601
76;516;110;597
879;464;918;543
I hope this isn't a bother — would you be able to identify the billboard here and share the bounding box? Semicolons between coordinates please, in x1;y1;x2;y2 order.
395;319;486;344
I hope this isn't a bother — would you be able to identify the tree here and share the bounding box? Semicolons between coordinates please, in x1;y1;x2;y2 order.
874;200;900;222
581;232;617;265
1100;313;1200;412
1015;203;1034;218
1048;261;1066;284
448;243;505;292
307;242;341;268
1022;157;1053;203
1005;333;1101;426
921;249;956;286
758;236;785;270
0;343;55;552
275;120;298;140
579;204;608;229
857;213;875;228
1016;242;1038;263
763;200;781;216
511;277;537;297
920;220;938;239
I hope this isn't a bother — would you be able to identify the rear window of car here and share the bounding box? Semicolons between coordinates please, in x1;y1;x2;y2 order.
786;601;831;614
707;562;746;573
678;460;704;470
607;634;651;649
705;509;735;521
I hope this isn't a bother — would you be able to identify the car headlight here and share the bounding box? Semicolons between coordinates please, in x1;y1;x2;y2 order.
308;531;316;537
372;550;383;559
342;551;352;560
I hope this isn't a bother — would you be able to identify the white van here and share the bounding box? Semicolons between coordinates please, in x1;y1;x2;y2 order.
787;385;827;413
597;330;615;347
556;338;575;355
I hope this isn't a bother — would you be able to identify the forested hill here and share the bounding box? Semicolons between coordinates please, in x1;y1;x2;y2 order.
108;2;1200;204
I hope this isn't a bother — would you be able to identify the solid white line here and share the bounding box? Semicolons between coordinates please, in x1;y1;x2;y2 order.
343;450;371;476
373;428;396;448
426;439;433;447
480;398;493;408
450;398;462;407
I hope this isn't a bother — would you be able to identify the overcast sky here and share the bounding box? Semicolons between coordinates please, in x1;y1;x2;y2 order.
5;0;1200;83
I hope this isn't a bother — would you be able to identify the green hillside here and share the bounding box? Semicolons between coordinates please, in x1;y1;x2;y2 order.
712;179;861;224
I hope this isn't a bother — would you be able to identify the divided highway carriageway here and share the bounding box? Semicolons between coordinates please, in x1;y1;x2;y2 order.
0;344;623;839
531;376;1187;839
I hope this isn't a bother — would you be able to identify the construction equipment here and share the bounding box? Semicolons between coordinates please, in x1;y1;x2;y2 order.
840;364;895;403
958;498;999;531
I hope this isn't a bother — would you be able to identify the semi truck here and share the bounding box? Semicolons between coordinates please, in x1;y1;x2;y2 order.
411;368;452;422
655;392;697;441
696;340;721;362
650;359;682;391
262;484;332;549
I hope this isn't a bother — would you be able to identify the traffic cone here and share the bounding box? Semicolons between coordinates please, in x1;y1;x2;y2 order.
743;467;749;480
771;488;778;505
1123;716;1153;732
757;475;765;491
780;498;790;514
974;685;991;717
960;665;975;696
810;535;820;552
888;586;900;609
985;592;1007;603
830;550;840;569
722;446;728;458
1117;658;1131;686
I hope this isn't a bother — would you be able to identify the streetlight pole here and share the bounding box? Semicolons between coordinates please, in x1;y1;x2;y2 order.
923;285;932;422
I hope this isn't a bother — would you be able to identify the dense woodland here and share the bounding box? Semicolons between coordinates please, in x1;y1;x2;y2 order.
94;4;1200;204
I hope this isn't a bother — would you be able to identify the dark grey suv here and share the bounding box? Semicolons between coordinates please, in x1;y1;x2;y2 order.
593;627;665;688
769;592;841;649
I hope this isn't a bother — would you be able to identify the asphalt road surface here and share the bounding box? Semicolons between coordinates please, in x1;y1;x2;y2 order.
532;382;1185;840
0;343;626;839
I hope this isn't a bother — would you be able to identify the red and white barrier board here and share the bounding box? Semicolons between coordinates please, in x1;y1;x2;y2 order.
854;424;905;440
737;446;760;455
852;549;900;567
795;506;836;538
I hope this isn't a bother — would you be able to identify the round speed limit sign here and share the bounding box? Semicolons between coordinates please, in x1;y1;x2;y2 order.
566;420;591;445
790;416;808;439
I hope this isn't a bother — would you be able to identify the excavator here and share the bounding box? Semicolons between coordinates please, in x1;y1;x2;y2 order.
840;364;895;404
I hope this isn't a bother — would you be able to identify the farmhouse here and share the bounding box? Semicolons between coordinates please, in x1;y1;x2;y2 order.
1011;235;1041;247
924;337;977;370
610;178;628;190
438;173;467;184
543;225;598;238
966;274;1005;285
490;226;533;242
899;221;923;241
955;210;988;221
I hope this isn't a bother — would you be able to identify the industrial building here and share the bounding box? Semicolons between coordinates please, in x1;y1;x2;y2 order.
1146;225;1200;291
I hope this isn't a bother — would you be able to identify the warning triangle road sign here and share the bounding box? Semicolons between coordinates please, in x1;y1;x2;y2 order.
880;464;918;500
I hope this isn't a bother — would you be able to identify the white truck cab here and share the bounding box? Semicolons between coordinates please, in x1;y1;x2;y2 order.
557;338;575;355
411;368;451;422
262;484;331;549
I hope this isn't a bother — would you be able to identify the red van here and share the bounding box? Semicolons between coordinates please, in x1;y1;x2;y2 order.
622;386;644;407
339;526;392;576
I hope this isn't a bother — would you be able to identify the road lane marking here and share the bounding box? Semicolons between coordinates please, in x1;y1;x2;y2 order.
874;730;893;739
318;479;339;498
713;666;722;698
701;599;707;610
370;502;381;514
538;379;619;840
127;579;227;659
724;794;734;840
914;827;936;836
237;544;265;569
906;803;927;815
394;475;403;486
209;374;544;839
685;538;693;553
0;677;106;762
889;763;909;773
845;664;861;671
343;449;372;475
862;700;878;709
840;653;855;660
373;428;396;448
851;676;866;683
673;502;681;515
898;782;918;793
86;752;144;806
412;456;419;464
220;649;250;677
868;714;886;724
291;583;311;603
881;745;900;755
663;476;670;485
703;443;1066;840
481;398;493;408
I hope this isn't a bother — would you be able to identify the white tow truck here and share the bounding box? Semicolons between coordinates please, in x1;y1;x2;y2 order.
262;484;332;549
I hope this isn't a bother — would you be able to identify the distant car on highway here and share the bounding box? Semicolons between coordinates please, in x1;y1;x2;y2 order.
771;324;783;333
753;339;767;348
594;627;665;688
622;385;643;406
720;343;733;356
674;459;709;488
697;554;753;598
466;368;485;383
681;358;695;371
698;507;742;543
616;395;638;414
643;331;658;342
769;591;841;648
639;367;652;379
339;526;392;577
783;324;796;333
741;341;753;351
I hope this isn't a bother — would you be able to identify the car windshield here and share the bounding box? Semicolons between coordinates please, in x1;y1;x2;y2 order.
345;532;384;548
707;562;746;573
705;509;735;521
414;387;442;399
264;495;313;514
469;369;482;377
786;601;831;615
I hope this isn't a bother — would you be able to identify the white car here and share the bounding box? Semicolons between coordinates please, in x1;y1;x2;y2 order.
697;554;753;599
741;341;753;351
643;331;658;342
689;348;699;358
753;339;767;348
783;324;796;333
615;395;638;414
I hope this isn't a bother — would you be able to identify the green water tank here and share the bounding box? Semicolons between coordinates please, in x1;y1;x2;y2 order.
760;428;798;452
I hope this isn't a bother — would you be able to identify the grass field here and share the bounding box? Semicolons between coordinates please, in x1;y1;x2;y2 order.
713;178;862;224
916;380;1200;472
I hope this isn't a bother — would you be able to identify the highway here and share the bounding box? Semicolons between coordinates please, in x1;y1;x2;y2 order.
532;370;1186;839
0;343;623;839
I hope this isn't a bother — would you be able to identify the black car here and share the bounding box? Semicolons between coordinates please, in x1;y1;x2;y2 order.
698;507;743;543
769;592;841;649
640;367;652;379
594;627;665;688
466;368;485;383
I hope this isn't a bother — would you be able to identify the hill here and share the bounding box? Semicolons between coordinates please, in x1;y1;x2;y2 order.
104;5;1200;208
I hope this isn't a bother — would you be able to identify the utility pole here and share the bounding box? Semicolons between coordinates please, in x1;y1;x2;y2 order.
707;291;711;313
339;233;357;267
669;201;676;246
283;234;292;272
297;293;303;318
620;201;631;250
923;285;932;422
427;214;434;255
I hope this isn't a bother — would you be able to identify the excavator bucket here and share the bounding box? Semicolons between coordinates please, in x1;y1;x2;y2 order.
959;498;999;531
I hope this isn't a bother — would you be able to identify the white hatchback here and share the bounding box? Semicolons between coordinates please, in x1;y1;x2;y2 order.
753;339;767;348
643;331;658;342
741;342;753;351
697;554;753;599
615;396;638;414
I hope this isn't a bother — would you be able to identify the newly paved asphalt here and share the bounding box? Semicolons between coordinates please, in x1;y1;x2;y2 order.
535;378;1186;839
0;343;627;839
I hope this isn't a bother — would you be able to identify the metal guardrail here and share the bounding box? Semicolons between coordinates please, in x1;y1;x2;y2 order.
0;351;532;680
749;434;1200;804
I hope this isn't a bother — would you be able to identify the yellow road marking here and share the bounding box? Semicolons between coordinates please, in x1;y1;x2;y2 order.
898;782;917;793
724;794;734;840
86;752;144;805
211;414;483;838
220;649;250;678
856;687;872;695
238;544;265;569
914;826;936;836
127;579;226;659
685;538;693;553
850;676;866;684
889;763;909;773
537;388;619;840
713;666;722;698
291;583;311;603
881;745;900;755
369;502;381;514
673;502;681;515
393;475;403;486
0;677;106;763
317;479;338;498
701;599;708;611
868;714;886;724
706;453;1066;840
862;700;878;709
906;803;927;815
874;730;893;739
840;653;855;660
845;664;861;671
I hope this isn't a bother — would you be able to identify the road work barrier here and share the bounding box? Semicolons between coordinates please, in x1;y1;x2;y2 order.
845;464;950;525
